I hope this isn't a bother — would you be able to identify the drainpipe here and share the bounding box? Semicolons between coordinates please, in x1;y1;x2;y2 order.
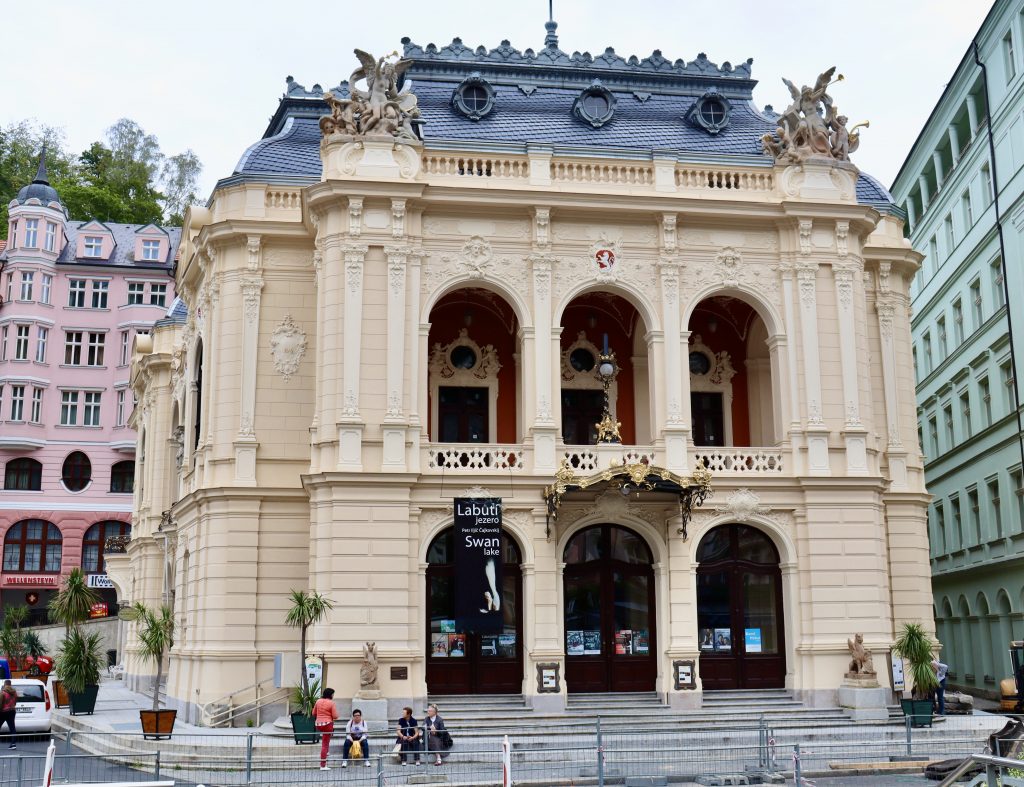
973;40;1024;477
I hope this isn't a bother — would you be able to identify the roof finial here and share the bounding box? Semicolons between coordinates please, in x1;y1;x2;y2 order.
33;145;50;186
544;0;559;49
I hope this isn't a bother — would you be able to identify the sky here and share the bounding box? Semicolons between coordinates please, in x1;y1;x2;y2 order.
1;0;994;198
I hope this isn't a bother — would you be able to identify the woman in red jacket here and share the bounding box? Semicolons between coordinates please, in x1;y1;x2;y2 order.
312;687;340;770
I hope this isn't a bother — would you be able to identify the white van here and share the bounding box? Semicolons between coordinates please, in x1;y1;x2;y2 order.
9;679;51;733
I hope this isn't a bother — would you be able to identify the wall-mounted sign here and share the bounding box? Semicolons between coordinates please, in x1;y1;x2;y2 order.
673;659;696;690
536;662;561;693
305;656;323;689
390;666;408;681
87;574;114;589
890;652;905;692
3;575;57;587
744;628;762;653
89;602;108;618
454;497;503;633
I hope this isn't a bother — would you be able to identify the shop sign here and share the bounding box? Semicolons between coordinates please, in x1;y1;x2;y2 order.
454;497;503;633
89;602;108;618
87;574;114;589
3;575;57;587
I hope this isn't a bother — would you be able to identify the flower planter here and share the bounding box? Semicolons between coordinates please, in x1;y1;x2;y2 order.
290;711;318;744
68;684;99;715
140;709;176;740
52;680;70;709
900;698;934;728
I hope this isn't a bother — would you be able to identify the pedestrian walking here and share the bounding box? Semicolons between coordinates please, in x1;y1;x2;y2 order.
0;680;17;749
342;708;371;767
425;702;450;766
932;658;949;715
312;687;339;770
397;706;421;765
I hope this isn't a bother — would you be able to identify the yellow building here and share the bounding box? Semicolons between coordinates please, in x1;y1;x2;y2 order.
115;27;931;721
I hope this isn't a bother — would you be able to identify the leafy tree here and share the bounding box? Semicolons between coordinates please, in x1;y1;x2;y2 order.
0;121;76;239
285;590;334;696
161;150;202;226
48;568;100;638
125;603;175;711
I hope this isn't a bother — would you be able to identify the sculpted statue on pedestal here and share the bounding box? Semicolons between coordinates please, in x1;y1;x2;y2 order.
762;67;868;164
320;50;422;143
360;641;380;690
846;633;876;677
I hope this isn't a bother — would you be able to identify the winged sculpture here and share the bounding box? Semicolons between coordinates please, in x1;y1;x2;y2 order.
763;66;866;164
320;49;422;142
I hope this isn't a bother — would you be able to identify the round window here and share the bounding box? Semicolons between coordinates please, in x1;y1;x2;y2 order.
569;348;596;373
583;93;610;117
450;346;477;370
461;85;489;112
699;99;727;127
689;351;712;375
62;451;92;492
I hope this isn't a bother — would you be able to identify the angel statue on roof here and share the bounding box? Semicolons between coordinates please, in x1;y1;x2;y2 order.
320;49;422;142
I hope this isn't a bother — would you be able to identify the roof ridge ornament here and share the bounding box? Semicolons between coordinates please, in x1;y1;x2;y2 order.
545;0;559;48
761;67;868;164
33;145;50;185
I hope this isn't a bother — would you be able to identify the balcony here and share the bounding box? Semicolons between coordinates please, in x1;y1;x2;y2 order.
693;448;786;474
426;444;526;472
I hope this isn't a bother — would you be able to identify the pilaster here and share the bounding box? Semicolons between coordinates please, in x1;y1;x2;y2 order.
795;222;830;475
659;251;686;471
234;235;263;485
832;239;867;475
382;243;411;471
339;242;368;471
529;250;557;473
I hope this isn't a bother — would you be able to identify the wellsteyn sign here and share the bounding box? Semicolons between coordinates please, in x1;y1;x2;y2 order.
454;497;503;633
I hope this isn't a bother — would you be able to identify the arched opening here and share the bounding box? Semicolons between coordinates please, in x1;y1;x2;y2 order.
697;524;785;689
425;527;522;695
563;524;656;692
109;460;135;494
687;296;779;449
82;520;130;615
427;288;520;446
4;458;42;491
956;595;972;682
192;339;204;462
2;520;62;625
559;293;649;445
976;592;995;686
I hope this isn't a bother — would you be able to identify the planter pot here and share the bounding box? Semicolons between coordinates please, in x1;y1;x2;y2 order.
9;670;30;679
52;680;70;709
140;709;176;740
68;684;99;715
290;711;317;744
900;697;934;728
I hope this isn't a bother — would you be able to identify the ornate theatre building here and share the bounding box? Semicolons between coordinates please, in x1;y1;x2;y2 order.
114;24;932;718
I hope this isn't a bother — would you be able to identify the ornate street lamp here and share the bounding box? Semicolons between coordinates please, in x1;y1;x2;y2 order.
595;337;621;444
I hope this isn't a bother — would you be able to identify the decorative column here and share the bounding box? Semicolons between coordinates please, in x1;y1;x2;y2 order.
966;93;979;138
660;254;686;471
875;261;908;489
833;243;868;474
530;206;558;473
932;151;945;190
795;219;830;474
917;175;930;211
948;125;961;167
382;244;410;470
234;234;264;484
338;242;368;471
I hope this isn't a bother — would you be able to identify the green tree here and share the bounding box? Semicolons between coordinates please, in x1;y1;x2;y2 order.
48;568;100;638
284;591;334;696
0;121;76;239
126;603;175;711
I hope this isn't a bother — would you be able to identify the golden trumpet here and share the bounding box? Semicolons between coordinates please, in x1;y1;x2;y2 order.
850;120;870;132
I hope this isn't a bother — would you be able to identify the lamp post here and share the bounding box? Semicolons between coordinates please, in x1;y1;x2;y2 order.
595;341;621;444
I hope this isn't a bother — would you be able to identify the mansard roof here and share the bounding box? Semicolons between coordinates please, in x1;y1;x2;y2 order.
230;29;896;211
59;221;180;268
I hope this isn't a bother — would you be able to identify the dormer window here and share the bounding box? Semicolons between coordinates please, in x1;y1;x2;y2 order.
452;74;496;120
24;220;38;248
573;81;616;128
142;239;161;261
84;236;103;258
686;90;733;135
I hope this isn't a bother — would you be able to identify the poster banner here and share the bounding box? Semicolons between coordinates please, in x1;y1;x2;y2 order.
455;497;503;633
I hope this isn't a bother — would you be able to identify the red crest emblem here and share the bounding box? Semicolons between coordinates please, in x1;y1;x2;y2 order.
595;249;615;269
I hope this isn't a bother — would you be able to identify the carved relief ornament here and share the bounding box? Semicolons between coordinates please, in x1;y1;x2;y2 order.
270;315;308;382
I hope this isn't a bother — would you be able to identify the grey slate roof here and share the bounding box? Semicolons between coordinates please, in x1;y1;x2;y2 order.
230;30;897;211
1;221;182;269
154;296;188;328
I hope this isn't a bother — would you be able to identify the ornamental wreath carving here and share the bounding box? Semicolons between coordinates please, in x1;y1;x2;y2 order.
269;315;307;382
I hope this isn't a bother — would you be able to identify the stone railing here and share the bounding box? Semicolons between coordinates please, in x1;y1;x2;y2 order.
692;448;785;474
675;165;775;193
426;444;526;471
264;188;302;210
421;154;530;180
551;160;654;186
104;535;131;554
561;446;657;473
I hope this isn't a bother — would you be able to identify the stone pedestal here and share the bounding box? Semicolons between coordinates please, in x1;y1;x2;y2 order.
353;692;389;732
321;137;422;181
837;683;889;722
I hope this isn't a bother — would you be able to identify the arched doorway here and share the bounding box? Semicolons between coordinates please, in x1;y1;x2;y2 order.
697;525;785;689
563;524;656;692
425;528;523;694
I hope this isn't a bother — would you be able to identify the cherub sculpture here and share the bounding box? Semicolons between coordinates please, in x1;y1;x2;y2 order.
319;49;422;142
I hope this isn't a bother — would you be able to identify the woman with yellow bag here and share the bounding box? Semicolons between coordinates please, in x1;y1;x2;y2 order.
341;709;371;768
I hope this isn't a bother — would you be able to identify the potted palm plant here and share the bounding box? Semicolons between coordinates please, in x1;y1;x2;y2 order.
55;628;104;714
284;590;333;744
3;607;28;676
124;603;176;739
49;569;99;710
893;622;939;728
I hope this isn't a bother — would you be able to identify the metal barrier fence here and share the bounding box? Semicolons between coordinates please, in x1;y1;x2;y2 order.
0;713;998;786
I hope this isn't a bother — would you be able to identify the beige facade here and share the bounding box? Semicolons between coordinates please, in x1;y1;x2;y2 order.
113;41;931;721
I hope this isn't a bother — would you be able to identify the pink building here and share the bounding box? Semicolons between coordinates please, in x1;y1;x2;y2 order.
0;152;180;622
